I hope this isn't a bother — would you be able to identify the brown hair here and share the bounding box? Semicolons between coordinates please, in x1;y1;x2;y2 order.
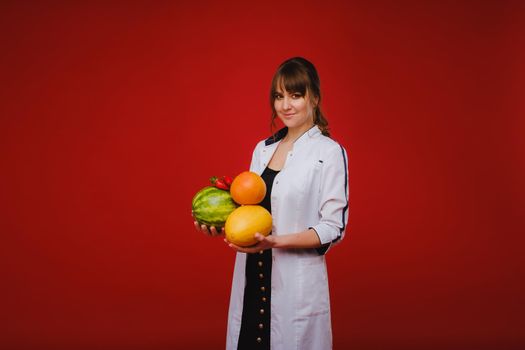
269;57;330;137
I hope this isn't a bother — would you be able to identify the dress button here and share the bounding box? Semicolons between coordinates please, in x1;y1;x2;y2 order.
262;297;267;302
259;273;264;279
259;250;264;255
260;286;265;292
260;309;265;315
258;261;263;267
259;323;264;329
257;337;262;343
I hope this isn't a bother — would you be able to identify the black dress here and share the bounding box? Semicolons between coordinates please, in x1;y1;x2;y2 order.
237;167;279;350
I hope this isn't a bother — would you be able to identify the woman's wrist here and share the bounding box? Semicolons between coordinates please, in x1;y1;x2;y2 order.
272;235;285;249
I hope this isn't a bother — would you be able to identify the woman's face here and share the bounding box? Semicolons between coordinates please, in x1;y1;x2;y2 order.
273;86;316;130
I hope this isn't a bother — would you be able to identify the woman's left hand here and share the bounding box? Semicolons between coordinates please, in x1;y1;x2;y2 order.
225;233;277;253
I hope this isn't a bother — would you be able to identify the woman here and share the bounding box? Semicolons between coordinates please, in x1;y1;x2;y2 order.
195;57;349;350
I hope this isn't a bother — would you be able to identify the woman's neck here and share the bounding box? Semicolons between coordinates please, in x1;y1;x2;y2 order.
284;123;315;143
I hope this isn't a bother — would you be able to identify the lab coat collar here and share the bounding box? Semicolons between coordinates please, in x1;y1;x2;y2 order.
264;125;321;147
264;127;288;146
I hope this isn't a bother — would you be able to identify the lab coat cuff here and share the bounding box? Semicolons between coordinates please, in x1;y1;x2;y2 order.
310;224;338;246
310;226;333;255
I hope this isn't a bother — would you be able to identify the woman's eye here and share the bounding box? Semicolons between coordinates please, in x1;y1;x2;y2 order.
292;94;302;99
274;94;283;100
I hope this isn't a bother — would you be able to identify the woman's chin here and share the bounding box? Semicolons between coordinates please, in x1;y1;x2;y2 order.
279;118;298;129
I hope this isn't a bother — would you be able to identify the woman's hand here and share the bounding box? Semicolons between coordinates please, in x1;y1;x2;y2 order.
193;220;224;237
225;233;277;253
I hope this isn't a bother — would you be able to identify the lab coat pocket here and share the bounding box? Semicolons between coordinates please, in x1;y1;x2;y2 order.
289;160;324;197
297;256;330;316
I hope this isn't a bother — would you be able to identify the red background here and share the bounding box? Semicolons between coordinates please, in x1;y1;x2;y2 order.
1;1;524;349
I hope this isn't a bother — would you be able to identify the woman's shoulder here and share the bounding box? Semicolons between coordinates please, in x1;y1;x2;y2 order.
315;133;347;157
252;139;267;152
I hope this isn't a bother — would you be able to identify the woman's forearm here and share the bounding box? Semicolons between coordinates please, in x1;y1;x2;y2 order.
273;229;322;249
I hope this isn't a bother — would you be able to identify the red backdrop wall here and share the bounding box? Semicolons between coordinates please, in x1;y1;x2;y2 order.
1;1;524;349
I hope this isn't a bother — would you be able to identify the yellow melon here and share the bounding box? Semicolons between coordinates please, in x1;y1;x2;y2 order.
225;205;272;247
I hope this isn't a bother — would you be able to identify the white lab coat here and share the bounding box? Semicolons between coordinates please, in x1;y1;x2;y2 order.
226;125;349;350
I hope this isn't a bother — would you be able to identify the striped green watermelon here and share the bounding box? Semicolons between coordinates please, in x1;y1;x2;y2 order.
192;186;239;228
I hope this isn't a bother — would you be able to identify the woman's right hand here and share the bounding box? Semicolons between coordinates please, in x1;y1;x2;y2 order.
193;221;224;237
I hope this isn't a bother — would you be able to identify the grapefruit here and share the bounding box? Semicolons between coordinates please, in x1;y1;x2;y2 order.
230;171;266;205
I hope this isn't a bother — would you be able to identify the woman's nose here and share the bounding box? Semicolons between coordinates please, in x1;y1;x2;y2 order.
282;96;291;109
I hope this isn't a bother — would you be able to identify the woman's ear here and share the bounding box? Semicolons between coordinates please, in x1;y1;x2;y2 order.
313;96;319;108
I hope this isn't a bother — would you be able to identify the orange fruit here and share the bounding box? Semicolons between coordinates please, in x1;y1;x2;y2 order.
230;171;266;205
225;205;272;247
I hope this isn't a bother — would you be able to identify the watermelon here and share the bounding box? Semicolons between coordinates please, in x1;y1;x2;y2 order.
192;186;239;228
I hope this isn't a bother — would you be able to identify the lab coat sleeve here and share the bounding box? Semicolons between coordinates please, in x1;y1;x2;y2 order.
311;144;349;254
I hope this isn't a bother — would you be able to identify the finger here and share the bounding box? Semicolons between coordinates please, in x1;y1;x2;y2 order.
223;237;261;253
212;226;224;237
239;243;263;254
194;221;201;232
210;226;218;237
227;241;242;251
224;238;237;247
227;241;251;253
201;224;211;235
